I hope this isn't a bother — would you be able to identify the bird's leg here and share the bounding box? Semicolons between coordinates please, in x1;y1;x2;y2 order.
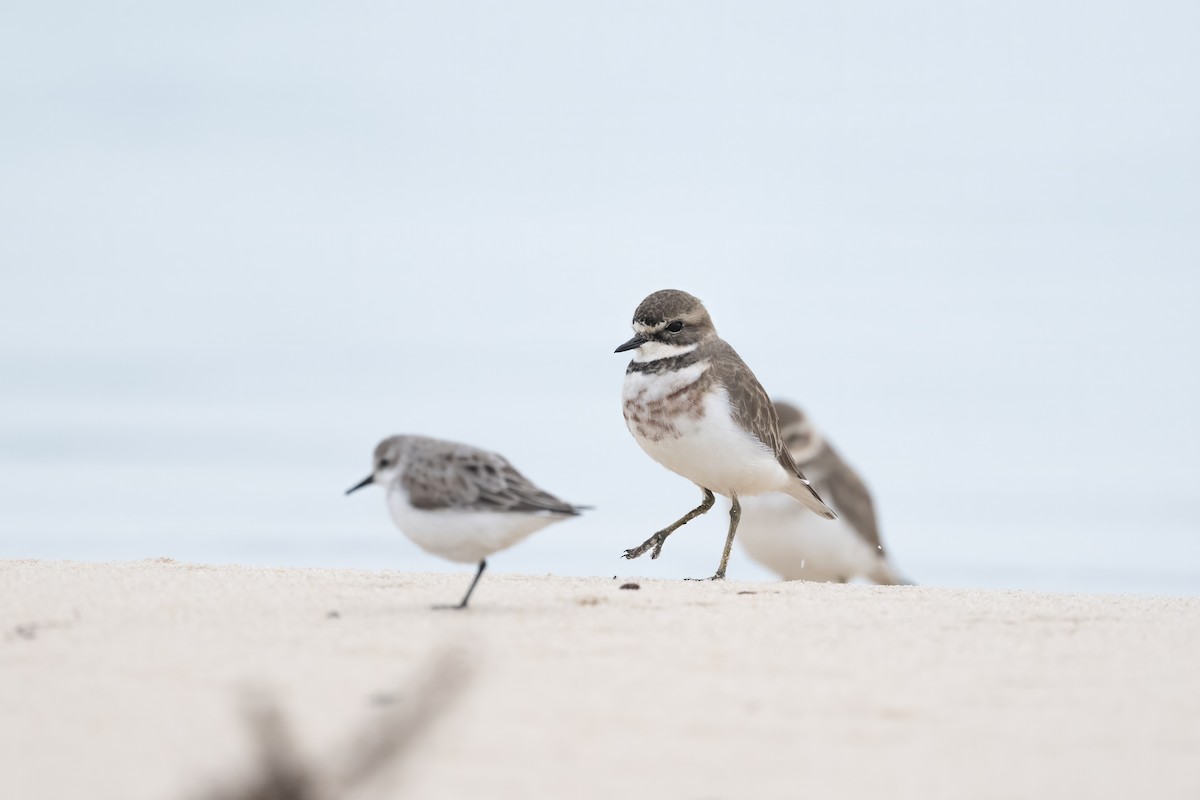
683;492;740;581
711;492;740;580
434;559;486;610
623;488;715;561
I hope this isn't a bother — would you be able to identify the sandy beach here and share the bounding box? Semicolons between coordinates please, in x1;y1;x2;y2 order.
2;559;1198;799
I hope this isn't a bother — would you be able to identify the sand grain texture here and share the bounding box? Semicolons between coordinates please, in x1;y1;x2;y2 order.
1;559;1198;799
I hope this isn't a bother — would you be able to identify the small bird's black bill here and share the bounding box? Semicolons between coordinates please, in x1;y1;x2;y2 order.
345;475;374;495
614;334;647;353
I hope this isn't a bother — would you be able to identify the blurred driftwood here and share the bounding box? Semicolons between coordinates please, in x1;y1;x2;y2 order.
203;649;471;800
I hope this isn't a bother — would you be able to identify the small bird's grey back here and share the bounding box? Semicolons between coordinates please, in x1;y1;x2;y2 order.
400;438;580;516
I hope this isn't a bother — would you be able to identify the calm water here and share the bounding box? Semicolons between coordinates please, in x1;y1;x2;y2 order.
3;345;1198;595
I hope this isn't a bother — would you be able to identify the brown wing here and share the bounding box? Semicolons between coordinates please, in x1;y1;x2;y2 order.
808;444;884;554
402;443;578;515
711;341;834;516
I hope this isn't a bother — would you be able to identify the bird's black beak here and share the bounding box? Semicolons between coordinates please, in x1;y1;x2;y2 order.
345;475;374;495
614;334;647;353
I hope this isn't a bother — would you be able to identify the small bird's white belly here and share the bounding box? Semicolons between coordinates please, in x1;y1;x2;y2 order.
386;490;561;563
738;493;880;582
623;372;789;497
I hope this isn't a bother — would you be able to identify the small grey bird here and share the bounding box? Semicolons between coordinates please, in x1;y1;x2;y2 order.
615;289;836;580
346;435;585;609
738;402;911;585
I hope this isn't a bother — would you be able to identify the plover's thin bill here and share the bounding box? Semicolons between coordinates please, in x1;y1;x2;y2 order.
614;289;836;581
737;401;912;585
346;434;586;609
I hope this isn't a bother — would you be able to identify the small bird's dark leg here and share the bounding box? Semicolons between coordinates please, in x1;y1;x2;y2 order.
623;488;716;561
434;560;487;610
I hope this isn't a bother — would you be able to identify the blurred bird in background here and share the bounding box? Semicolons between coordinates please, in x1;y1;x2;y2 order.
738;402;911;585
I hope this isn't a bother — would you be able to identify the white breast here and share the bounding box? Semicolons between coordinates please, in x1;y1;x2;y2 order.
623;371;792;498
386;487;563;564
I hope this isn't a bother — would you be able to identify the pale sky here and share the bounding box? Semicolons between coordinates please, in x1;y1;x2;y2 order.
2;1;1198;590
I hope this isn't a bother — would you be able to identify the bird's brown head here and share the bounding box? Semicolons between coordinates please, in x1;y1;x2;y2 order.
614;290;717;358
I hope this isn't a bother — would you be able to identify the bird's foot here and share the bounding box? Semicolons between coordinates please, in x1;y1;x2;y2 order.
623;531;670;560
683;572;726;582
431;603;469;611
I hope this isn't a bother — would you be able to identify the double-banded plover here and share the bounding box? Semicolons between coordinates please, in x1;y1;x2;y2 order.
615;289;835;580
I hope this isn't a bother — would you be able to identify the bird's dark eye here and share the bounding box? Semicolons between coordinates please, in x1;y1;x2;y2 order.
378;459;391;468
666;320;684;333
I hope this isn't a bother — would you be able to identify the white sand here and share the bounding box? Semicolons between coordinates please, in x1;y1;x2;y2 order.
2;559;1198;799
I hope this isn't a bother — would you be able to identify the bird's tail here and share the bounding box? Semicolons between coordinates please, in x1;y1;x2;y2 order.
784;479;838;520
869;560;915;586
